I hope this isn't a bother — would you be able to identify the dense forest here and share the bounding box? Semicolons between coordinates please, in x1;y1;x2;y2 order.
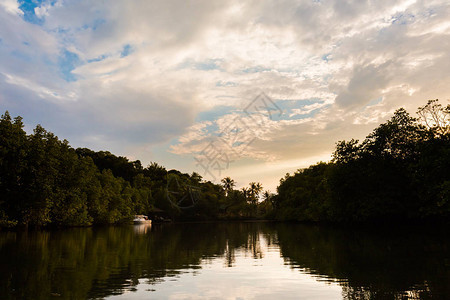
273;100;450;222
0;100;449;227
0;111;268;227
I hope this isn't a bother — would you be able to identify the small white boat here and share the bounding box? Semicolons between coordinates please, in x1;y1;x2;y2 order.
133;215;152;224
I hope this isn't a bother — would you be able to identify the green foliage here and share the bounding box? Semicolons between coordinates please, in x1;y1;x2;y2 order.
276;162;332;221
221;177;235;196
76;148;143;182
275;101;450;222
3;99;447;227
221;189;248;218
0;112;254;227
0;112;27;226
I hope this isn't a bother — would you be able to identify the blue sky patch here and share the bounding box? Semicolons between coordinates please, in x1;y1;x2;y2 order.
241;66;271;73
58;50;80;82
81;18;106;32
177;59;223;71
271;99;326;121
18;0;50;25
87;54;109;63
391;13;416;25
194;99;327;125
121;44;133;57
195;105;236;123
366;97;383;107
216;81;238;87
321;53;331;62
194;59;223;71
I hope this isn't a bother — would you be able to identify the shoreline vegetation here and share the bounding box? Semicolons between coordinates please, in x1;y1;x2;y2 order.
0;100;449;229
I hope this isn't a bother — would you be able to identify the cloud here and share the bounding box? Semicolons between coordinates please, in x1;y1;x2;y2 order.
0;0;23;16
335;62;394;108
1;0;450;189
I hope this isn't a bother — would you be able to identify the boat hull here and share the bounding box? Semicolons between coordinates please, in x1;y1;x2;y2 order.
133;220;152;224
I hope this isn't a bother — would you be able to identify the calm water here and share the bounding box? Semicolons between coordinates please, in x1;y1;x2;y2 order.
0;222;449;299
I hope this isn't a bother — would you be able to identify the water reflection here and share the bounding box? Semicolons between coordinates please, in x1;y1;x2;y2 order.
0;223;448;299
276;224;450;299
133;224;152;234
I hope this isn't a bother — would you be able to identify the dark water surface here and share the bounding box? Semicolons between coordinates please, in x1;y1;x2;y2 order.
0;222;449;299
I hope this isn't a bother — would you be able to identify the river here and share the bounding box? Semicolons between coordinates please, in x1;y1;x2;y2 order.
0;222;448;299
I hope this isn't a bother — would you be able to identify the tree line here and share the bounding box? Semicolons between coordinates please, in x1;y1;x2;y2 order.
0;112;268;227
1;99;448;227
272;100;450;222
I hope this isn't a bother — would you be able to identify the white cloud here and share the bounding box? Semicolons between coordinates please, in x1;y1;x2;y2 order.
0;0;23;16
1;0;450;188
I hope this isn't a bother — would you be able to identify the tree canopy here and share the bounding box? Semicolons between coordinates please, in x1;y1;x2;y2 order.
1;100;449;227
274;100;450;222
0;112;265;227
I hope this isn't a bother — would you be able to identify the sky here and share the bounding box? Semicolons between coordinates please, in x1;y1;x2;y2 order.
1;0;450;191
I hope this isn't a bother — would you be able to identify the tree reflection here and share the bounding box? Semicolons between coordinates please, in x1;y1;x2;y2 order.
0;223;448;299
276;223;450;299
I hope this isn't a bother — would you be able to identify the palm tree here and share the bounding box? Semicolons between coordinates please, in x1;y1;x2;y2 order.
248;182;263;205
263;190;271;202
221;177;235;196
